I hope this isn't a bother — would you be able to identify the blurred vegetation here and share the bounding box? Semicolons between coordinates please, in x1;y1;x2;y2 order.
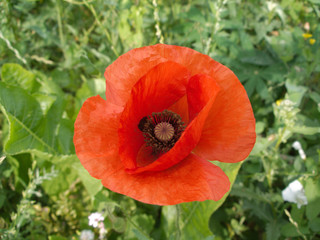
0;0;320;239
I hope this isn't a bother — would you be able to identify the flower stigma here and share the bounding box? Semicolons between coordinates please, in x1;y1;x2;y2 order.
154;122;175;141
138;110;185;154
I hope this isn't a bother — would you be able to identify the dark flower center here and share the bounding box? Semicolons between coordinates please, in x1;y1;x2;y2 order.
138;110;185;154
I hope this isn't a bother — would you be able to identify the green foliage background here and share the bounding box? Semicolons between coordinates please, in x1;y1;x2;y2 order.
0;0;319;239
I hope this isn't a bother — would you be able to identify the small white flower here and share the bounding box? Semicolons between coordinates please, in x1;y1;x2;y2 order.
298;149;306;160
80;230;94;240
88;212;104;228
292;141;302;150
292;141;306;159
99;222;108;240
282;180;308;208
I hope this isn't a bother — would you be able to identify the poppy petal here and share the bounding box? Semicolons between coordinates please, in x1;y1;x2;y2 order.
186;74;220;121
104;46;167;106
104;44;255;166
194;65;256;163
73;96;122;179
100;153;230;205
129;74;220;174
149;44;256;163
168;95;189;124
104;44;217;107
118;61;191;170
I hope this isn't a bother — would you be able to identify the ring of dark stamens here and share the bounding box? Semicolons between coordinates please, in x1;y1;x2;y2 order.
138;110;185;154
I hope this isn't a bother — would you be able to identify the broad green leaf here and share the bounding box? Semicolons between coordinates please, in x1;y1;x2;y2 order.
309;217;320;232
281;222;310;237
36;70;64;96
305;178;320;220
231;185;272;204
256;78;271;101
244;78;256;97
266;220;281;240
162;161;242;240
74;162;102;198
250;136;274;156
76;78;106;110
7;154;32;192
56;119;75;154
32;93;57;115
0;190;5;208
307;0;320;4
0;82;72;155
239;50;274;66
243;200;273;222
256;121;266;134
1;63;39;92
48;235;68;240
289;126;320;135
186;7;206;24
239;30;254;50
0;82;52;154
41;157;78;196
266;31;295;62
124;214;155;240
285;81;307;105
93;190;114;211
309;92;320;112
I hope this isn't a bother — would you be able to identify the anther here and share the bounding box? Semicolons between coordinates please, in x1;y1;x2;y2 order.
138;109;185;154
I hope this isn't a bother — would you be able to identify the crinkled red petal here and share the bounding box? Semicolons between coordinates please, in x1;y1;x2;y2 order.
73;96;122;179
74;95;230;205
104;46;167;106
101;153;230;205
105;44;255;163
168;95;189;124
129;74;220;174
187;74;220;121
193;65;256;163
118;61;191;170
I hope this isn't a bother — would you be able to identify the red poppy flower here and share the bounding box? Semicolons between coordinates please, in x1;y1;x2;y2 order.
74;44;256;205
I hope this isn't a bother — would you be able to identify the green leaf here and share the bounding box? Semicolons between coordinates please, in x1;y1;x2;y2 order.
32;93;57;115
74;162;102;198
281;222;310;237
0;82;72;155
289;126;320;135
267;31;295;62
307;0;320;4
41;157;78;196
48;235;68;240
0;82;53;154
256;78;271;101
256;121;266;134
239;50;274;66
231;185;272;204
309;92;320;112
285;81;307;105
125;214;155;240
244;78;256;97
56;119;75;154
305;178;320;220
1;63;39;92
309;217;320;232
162;162;242;240
76;78;106;110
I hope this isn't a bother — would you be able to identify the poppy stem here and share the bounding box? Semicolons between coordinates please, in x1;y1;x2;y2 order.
275;126;287;150
152;0;164;43
83;0;119;57
175;205;181;240
55;0;65;47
